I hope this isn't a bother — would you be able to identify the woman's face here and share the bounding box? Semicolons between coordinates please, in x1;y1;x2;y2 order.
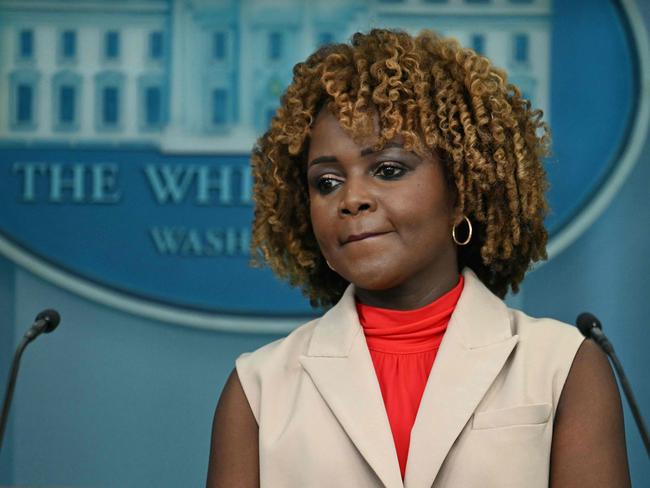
307;108;460;302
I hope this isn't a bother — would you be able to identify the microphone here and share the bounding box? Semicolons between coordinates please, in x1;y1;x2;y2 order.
576;312;650;457
576;312;613;354
24;308;60;341
0;309;62;452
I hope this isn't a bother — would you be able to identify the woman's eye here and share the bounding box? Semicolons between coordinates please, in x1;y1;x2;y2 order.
316;176;342;194
375;162;406;179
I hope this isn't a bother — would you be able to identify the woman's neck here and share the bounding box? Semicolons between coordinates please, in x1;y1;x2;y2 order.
354;268;461;311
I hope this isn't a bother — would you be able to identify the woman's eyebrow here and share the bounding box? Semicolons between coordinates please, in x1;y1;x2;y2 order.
307;155;338;167
308;142;407;167
360;141;405;156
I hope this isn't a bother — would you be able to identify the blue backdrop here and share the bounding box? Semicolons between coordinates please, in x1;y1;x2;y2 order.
1;0;649;486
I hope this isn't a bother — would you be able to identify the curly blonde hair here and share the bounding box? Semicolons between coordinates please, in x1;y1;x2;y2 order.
250;28;550;307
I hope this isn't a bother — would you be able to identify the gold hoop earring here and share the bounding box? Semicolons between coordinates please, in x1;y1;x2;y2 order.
452;215;472;246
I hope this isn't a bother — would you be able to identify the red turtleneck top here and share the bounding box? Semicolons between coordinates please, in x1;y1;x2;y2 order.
355;275;464;479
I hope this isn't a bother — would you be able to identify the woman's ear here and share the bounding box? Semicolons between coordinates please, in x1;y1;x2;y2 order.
445;191;461;224
452;207;464;226
433;148;459;217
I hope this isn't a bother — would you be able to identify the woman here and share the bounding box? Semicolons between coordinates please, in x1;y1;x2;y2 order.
206;29;630;487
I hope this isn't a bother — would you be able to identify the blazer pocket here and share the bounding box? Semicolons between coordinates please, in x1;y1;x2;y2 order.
472;403;552;430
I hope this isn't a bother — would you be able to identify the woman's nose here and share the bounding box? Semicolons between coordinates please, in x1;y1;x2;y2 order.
338;179;377;216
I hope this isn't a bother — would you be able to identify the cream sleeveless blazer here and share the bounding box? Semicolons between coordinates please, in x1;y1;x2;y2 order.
236;268;584;488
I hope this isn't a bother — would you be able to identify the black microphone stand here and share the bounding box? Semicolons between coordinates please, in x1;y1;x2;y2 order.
608;350;650;457
0;335;35;452
0;309;60;453
577;312;650;458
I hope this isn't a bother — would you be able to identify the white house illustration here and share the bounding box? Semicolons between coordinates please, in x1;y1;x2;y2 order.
0;0;550;153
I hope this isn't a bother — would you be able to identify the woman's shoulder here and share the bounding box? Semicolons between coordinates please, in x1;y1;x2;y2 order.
236;317;319;374
234;317;320;422
461;268;584;353
504;307;586;401
507;307;585;351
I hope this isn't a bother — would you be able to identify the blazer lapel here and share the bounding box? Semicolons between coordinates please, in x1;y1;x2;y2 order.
299;285;404;488
403;269;519;488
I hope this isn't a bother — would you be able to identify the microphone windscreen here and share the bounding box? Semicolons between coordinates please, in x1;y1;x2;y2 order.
35;309;61;333
576;312;602;338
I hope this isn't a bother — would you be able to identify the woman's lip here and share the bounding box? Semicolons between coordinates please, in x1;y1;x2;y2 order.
344;232;390;244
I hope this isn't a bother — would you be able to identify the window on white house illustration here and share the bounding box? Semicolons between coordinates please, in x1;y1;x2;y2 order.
16;84;34;124
212;89;228;125
150;31;163;59
145;86;162;126
471;34;485;55
62;30;77;59
102;86;119;125
53;71;81;130
213;32;227;61
59;85;76;124
19;30;34;59
105;31;120;60
269;32;282;60
513;34;529;64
